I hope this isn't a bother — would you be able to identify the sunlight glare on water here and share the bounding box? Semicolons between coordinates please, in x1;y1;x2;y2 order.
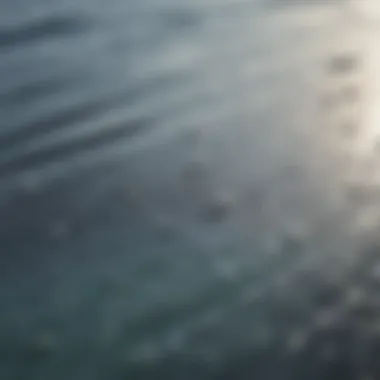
3;1;380;379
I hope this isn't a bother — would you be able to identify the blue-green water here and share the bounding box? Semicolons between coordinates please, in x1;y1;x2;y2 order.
1;0;380;378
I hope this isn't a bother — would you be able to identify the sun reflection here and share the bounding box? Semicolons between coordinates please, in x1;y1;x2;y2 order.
338;0;380;157
360;30;380;155
349;0;380;20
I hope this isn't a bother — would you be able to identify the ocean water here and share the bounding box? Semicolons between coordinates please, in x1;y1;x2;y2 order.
2;0;380;378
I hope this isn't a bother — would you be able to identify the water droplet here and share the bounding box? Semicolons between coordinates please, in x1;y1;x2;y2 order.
182;160;207;183
313;308;340;330
215;259;238;281
199;191;234;224
252;324;274;349
318;342;338;362
286;329;309;353
341;85;360;103
327;53;359;75
340;121;357;139
49;219;70;239
128;341;161;364
320;92;338;110
153;214;177;242
33;331;58;353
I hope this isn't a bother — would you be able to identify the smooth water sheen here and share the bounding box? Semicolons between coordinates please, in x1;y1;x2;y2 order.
2;0;380;379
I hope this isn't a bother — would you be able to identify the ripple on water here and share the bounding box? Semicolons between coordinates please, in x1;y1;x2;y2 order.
2;0;380;379
0;13;92;50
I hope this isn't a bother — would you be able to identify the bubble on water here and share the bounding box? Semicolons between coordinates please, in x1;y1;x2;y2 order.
286;328;310;353
181;160;208;184
180;128;202;147
127;341;162;364
326;52;359;75
17;171;43;194
240;285;267;306
263;234;284;256
214;258;238;281
340;121;358;139
320;92;338;110
369;262;380;280
279;226;308;259
33;331;58;353
344;180;372;207
284;220;311;243
354;207;380;232
199;191;235;224
341;85;360;103
161;8;200;31
251;323;275;349
345;286;366;306
152;213;178;242
162;328;187;354
318;341;339;363
313;307;342;330
49;219;70;239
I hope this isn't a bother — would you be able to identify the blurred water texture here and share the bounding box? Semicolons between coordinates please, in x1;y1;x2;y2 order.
2;0;380;379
